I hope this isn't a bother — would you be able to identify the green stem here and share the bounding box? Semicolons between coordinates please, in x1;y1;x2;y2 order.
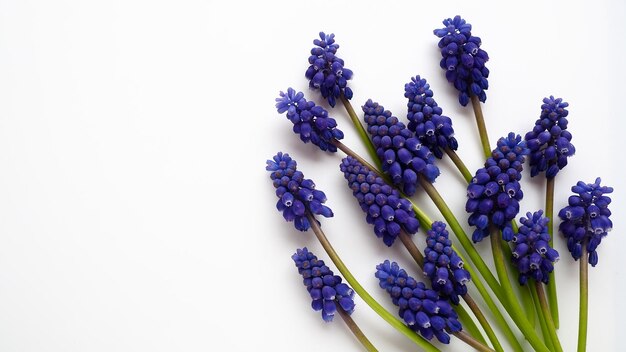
398;232;487;347
578;243;589;352
462;294;504;352
335;302;379;352
535;281;563;352
340;95;382;171
501;240;536;329
457;252;525;352
453;331;495;352
306;213;440;352
470;95;491;159
417;177;505;304
529;280;555;351
489;227;550;352
545;175;559;328
444;147;473;183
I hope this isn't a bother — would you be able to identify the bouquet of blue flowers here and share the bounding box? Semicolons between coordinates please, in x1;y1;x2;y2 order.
266;16;613;352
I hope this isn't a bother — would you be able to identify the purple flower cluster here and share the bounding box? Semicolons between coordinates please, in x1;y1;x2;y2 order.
524;96;575;178
404;75;458;159
305;32;354;107
266;152;333;231
339;156;420;246
375;260;462;344
434;15;489;106
559;178;613;266
511;211;560;285
275;88;344;153
292;247;355;322
423;222;470;305
362;99;440;196
466;133;529;242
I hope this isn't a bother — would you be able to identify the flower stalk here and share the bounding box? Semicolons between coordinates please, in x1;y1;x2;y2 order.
535;280;563;352
306;212;440;352
545;175;559;327
578;242;589;352
340;95;382;171
470;95;491;158
335;303;379;352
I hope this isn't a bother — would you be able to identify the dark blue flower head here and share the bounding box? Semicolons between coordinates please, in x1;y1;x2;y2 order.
434;15;490;106
524;96;575;178
423;221;471;305
305;32;354;107
276;88;345;153
267;152;333;231
511;211;560;285
375;260;462;344
292;247;355;322
465;133;530;242
404;75;458;159
362;99;440;196
339;156;420;246
558;178;613;266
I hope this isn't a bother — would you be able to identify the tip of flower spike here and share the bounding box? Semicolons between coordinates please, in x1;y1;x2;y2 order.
292;248;355;321
559;178;613;264
275;89;344;153
306;31;353;107
434;16;489;106
267;152;333;231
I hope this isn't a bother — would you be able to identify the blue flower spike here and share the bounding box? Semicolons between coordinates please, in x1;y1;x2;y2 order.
524;96;575;178
511;211;560;285
362;99;440;196
375;260;462;343
276;88;345;153
434;15;490;106
305;32;354;107
423;221;471;305
558;178;613;266
267;152;333;231
292;247;356;322
404;75;459;159
339;156;420;247
465;133;530;242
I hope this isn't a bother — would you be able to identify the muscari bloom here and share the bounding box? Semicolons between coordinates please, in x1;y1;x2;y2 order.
434;15;489;106
339;156;420;247
266;152;333;231
362;99;440;196
305;32;353;107
423;222;470;305
404;75;458;159
558;178;613;266
511;211;560;285
466;133;530;242
524;96;575;178
276;88;344;153
292;247;356;322
375;260;462;343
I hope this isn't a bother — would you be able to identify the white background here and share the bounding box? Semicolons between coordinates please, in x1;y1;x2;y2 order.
1;0;625;351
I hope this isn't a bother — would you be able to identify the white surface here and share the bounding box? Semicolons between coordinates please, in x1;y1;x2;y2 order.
1;0;624;351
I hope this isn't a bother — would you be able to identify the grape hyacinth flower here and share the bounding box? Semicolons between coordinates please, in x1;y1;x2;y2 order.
524;96;575;178
266;152;333;231
375;260;462;343
511;211;560;285
423;221;471;305
404;75;458;159
434;15;490;106
305;32;353;107
292;247;356;322
275;88;344;153
466;133;530;242
339;156;420;246
362;99;440;196
558;178;613;266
